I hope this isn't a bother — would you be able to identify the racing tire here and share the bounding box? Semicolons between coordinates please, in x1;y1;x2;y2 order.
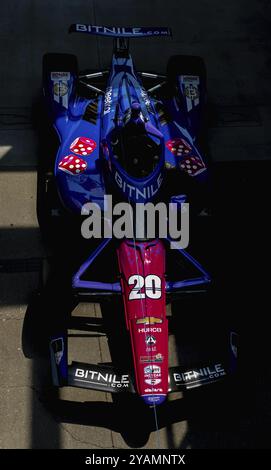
37;53;79;248
42;53;78;76
167;54;206;85
40;52;78;173
166;55;208;152
41;52;78;171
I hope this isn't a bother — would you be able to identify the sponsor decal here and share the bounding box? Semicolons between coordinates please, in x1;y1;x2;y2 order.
50;337;64;365
53;82;68;97
144;365;161;375
115;170;163;202
145;335;156;345
54;350;63;366
58;155;87;175
179;155;206;177
123;108;132;125
129;274;162;300
104;86;113;115
144;365;161;380
75;25;171;37
185;83;199;100
51;72;70;108
138;327;162;333
74;369;130;388
140;353;163;363
144;378;161;385
51;72;71;80
180;75;200;112
70;136;96;156
144;395;162;403
166;138;192;157
140;89;152;113
136;317;163;325
173;363;226;385
144;387;163;393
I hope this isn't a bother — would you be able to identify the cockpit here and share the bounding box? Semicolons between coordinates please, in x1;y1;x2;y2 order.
110;102;162;178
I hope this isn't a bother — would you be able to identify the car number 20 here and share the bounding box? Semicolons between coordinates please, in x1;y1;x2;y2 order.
128;274;162;300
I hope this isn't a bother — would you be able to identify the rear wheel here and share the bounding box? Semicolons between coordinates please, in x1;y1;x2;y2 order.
42;53;78;77
166;54;212;217
166;55;208;152
38;53;79;250
167;55;206;84
40;52;78;175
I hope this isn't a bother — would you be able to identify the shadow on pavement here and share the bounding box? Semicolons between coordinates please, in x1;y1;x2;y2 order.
168;162;271;449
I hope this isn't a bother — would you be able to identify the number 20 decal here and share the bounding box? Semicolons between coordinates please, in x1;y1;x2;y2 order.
128;274;162;300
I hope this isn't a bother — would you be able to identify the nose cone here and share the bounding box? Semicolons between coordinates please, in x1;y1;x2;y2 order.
142;395;167;406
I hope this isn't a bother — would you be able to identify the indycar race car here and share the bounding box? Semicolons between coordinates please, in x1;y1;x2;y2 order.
35;24;237;411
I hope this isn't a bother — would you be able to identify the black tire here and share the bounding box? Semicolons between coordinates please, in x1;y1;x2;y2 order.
41;52;78;171
42;53;78;75
37;53;79;246
167;54;206;86
41;52;78;158
22;292;49;358
166;55;208;153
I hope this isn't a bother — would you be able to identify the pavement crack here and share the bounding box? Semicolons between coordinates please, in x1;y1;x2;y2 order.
60;423;111;448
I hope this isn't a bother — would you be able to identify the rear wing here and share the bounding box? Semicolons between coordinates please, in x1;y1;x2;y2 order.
69;24;172;38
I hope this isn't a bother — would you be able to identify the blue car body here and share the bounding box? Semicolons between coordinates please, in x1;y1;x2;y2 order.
43;25;208;214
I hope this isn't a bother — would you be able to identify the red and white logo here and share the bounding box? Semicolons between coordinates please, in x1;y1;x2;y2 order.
145;335;156;345
179;155;206;176
144;387;163;393
166;138;192;157
70;137;97;156
58;155;87;175
144;365;161;375
144;378;161;386
138;327;162;333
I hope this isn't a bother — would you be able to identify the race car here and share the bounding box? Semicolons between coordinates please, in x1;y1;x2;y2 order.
36;24;237;409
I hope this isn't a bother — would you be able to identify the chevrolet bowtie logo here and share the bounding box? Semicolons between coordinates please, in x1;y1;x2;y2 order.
136;317;163;325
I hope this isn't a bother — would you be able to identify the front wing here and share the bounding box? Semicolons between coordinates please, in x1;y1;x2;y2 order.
52;358;231;394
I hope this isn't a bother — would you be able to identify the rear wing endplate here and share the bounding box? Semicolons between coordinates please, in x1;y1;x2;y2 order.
69;24;172;38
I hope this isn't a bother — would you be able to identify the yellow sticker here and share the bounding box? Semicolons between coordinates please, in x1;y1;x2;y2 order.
136;317;163;325
54;82;68;97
